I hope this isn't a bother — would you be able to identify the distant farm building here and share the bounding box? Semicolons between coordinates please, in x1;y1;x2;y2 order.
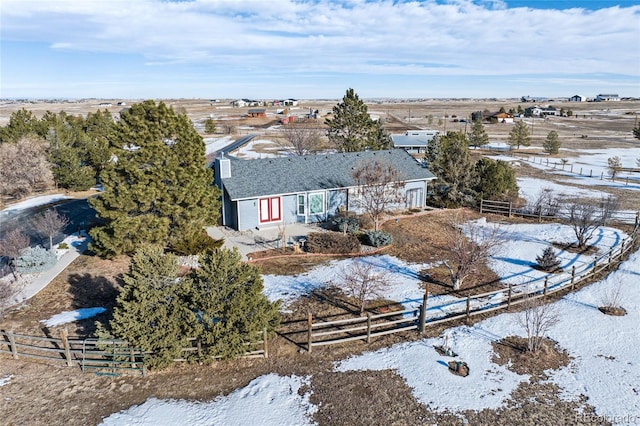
247;108;267;118
569;95;585;102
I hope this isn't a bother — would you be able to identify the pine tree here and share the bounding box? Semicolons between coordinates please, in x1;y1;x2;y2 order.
542;130;561;155
536;246;561;271
204;118;217;134
473;158;518;200
189;248;280;360
508;120;531;150
428;131;475;207
468;119;489;148
89;100;221;257
98;245;195;369
325;88;391;152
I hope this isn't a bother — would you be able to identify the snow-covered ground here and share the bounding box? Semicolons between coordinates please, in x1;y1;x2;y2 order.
40;307;106;327
0;194;73;215
517;176;610;204
100;374;317;426
203;135;234;156
262;255;433;312
233;139;281;159
337;249;640;423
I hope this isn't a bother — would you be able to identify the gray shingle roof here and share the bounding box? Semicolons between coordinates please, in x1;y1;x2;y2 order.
221;150;435;200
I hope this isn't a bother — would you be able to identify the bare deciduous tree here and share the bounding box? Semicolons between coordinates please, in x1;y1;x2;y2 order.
0;137;54;198
565;198;615;248
32;209;70;249
0;227;30;280
338;260;390;315
442;213;505;291
279;123;322;156
528;188;560;217
351;160;404;231
516;296;560;352
600;276;624;311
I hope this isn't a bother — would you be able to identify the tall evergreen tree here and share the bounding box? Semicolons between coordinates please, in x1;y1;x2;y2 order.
508;120;531;150
46;112;96;191
97;245;195;369
189;248;280;360
427;131;475;207
0;108;42;143
325;88;391;152
89;100;221;257
468;119;489;148
542;130;561;155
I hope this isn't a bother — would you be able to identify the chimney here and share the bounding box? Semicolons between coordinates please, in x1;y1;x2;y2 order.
219;153;231;179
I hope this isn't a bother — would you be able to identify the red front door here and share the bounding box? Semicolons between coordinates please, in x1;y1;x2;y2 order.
259;197;281;224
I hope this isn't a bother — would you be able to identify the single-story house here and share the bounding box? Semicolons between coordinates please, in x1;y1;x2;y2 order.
596;94;620;102
213;150;436;231
569;95;585;102
391;130;439;154
490;112;515;123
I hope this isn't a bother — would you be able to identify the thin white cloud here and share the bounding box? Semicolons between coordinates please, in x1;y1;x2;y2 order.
1;0;639;98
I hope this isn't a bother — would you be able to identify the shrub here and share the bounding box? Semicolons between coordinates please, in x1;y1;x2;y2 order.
536;247;561;271
306;232;360;254
171;230;223;255
57;242;69;250
15;246;57;273
331;216;360;234
363;230;393;247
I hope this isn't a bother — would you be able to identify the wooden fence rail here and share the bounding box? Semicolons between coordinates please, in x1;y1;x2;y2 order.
303;212;639;351
0;328;269;374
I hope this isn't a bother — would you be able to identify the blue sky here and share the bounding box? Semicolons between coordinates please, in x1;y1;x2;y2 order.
1;0;639;100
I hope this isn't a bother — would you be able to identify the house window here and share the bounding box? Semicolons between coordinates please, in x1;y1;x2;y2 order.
259;197;281;223
308;192;324;215
297;194;305;216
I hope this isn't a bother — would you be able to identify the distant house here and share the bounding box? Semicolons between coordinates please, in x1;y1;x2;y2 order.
596;94;620;102
525;106;558;117
491;112;515;123
213;150;435;231
569;95;585;102
391;130;439;154
247;108;267;118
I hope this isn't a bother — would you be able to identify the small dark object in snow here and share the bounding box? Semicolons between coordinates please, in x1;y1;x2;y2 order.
448;361;469;377
598;306;627;316
434;345;458;357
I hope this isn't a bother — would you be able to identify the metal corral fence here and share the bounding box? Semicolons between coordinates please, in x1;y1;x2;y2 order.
0;328;268;375
303;213;639;352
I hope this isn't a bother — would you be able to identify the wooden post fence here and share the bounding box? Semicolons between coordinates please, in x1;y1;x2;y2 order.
367;313;372;343
543;277;548;299
263;328;269;359
507;284;512;309
8;330;18;359
307;311;313;353
571;266;576;290
465;296;471;321
60;328;73;367
418;292;427;334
